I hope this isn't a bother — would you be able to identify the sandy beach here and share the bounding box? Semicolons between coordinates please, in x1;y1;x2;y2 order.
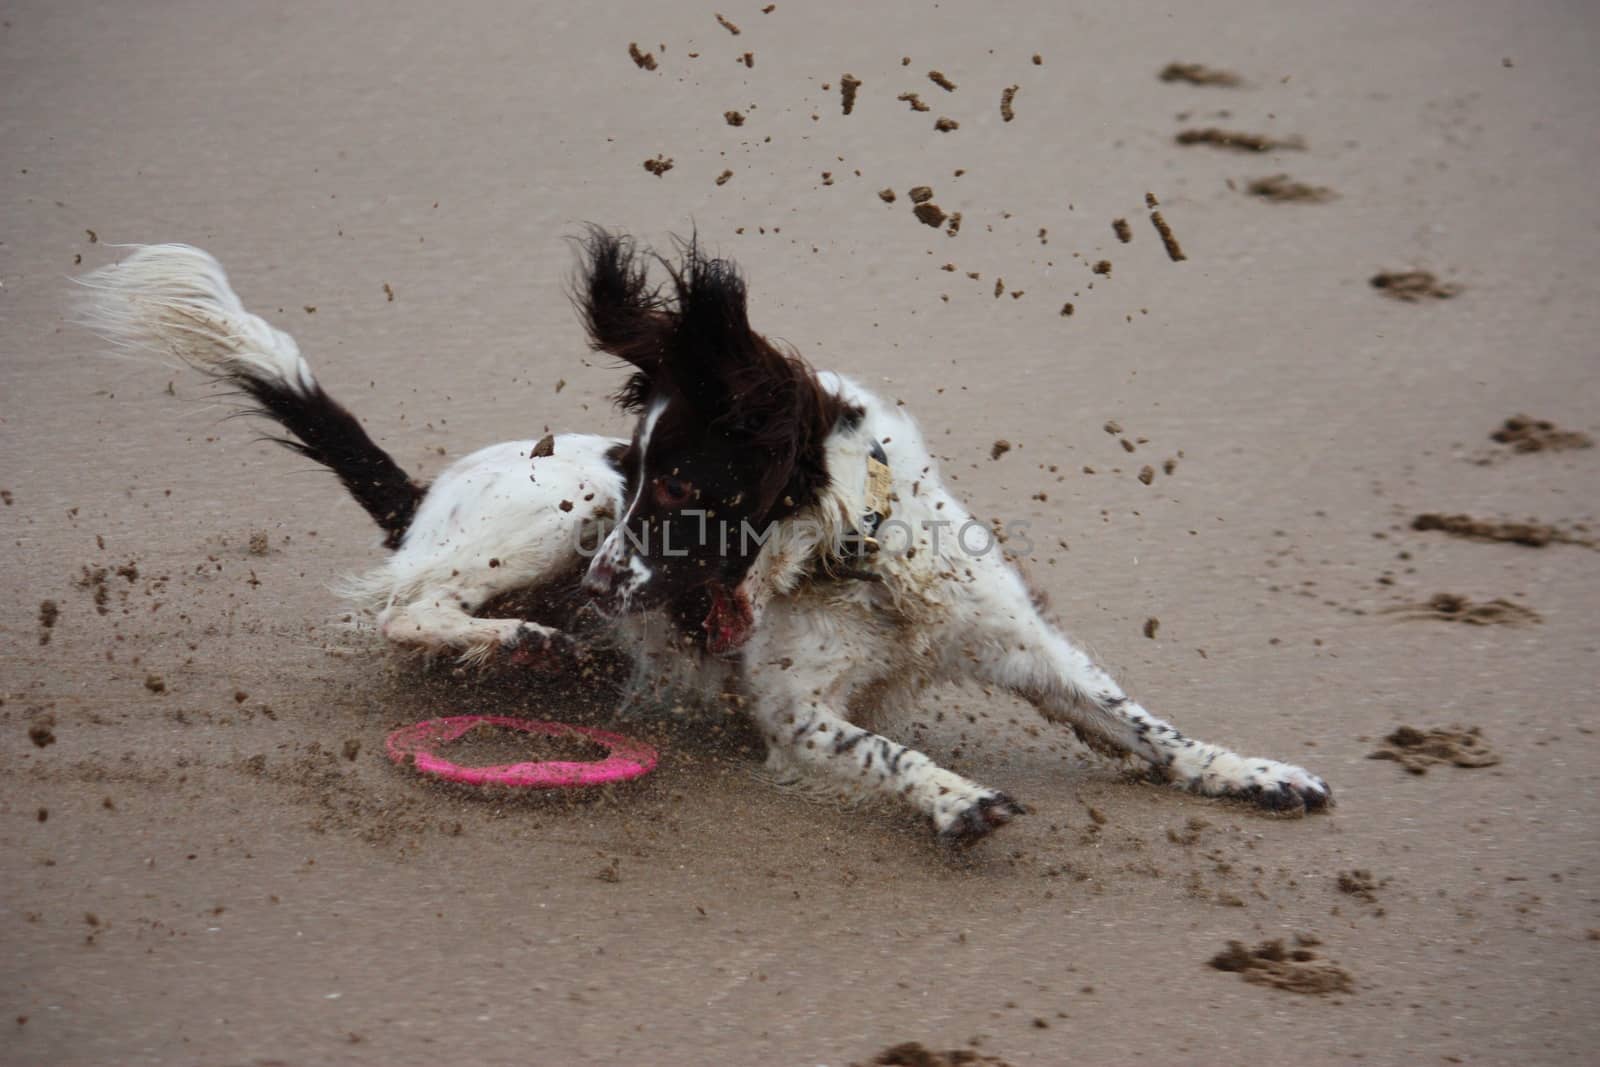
4;1;1598;1063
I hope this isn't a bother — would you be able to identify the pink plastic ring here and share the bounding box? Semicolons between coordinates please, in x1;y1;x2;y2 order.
385;715;657;789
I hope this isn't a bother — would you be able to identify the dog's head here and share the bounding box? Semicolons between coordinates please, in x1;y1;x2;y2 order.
575;230;849;651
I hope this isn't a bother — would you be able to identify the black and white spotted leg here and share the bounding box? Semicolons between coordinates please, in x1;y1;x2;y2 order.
752;696;1025;844
970;614;1332;814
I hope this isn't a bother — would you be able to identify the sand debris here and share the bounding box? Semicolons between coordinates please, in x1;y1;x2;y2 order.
1176;128;1304;151
840;74;862;115
1112;218;1132;243
1368;725;1500;774
642;155;674;177
628;43;657;71
1246;174;1336;202
1000;85;1018;122
1411;513;1592;548
913;202;947;228
1150;211;1186;261
1209;939;1352;995
897;92;931;112
854;1042;1014;1067
1370;271;1460;301
1489;414;1592;454
1160;62;1243;87
928;70;957;92
1382;592;1540;626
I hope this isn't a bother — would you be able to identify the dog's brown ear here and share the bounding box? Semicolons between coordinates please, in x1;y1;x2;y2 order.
661;238;779;411
574;228;670;410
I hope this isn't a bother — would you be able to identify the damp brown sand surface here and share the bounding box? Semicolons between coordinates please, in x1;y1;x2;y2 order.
5;2;1600;1065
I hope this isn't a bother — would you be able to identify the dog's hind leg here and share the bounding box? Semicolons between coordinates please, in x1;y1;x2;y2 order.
358;434;626;668
957;570;1332;814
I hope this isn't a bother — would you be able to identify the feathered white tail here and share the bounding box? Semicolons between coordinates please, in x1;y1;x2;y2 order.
75;244;424;547
75;243;317;397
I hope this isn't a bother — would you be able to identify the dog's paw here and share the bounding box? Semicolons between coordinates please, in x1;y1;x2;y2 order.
936;790;1027;846
1198;755;1333;816
505;625;584;671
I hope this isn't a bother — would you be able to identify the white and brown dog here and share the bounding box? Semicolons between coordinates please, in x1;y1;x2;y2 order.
79;234;1331;843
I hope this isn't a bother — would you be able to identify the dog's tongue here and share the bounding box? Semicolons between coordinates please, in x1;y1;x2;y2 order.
702;582;753;654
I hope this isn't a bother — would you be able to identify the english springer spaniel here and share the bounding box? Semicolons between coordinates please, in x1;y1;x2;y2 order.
78;235;1331;843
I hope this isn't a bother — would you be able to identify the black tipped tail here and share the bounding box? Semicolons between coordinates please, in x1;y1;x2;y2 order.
242;377;424;549
76;244;424;548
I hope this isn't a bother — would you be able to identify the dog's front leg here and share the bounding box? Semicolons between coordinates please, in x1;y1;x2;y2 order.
743;623;1023;844
961;580;1332;813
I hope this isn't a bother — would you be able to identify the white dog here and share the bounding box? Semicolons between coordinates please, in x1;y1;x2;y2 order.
79;235;1332;843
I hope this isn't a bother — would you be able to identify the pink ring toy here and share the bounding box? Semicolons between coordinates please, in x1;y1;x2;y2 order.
385;715;657;789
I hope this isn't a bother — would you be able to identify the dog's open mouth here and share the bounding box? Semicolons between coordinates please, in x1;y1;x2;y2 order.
702;580;754;654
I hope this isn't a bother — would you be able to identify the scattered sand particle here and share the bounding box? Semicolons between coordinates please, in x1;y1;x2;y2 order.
993;278;1005;298
1151;211;1186;261
1411;513;1592;548
628;43;658;71
1489;414;1593;454
1370;271;1460;301
1092;260;1112;276
1382;592;1540;627
856;1042;1014;1067
1143;617;1159;638
144;674;166;694
1000;85;1018;122
840;74;862;115
740;52;753;68
945;212;961;236
908;186;934;203
1032;53;1042;65
928;70;957;92
715;13;740;34
1209;939;1353;995
934;117;959;132
642;155;674;177
716;169;734;186
1137;465;1155;485
878;188;897;203
1145;191;1159;208
913;202;947;228
38;599;59;645
1160;62;1243;87
1175;128;1304;151
724;110;746;126
1060;303;1074;317
382;282;394;302
1368;725;1500;774
1112;218;1132;243
991;440;1012;460
1247;174;1335;202
897;92;930;112
29;717;57;748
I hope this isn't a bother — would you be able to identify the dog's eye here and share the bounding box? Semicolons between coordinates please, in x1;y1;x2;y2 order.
653;476;694;508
